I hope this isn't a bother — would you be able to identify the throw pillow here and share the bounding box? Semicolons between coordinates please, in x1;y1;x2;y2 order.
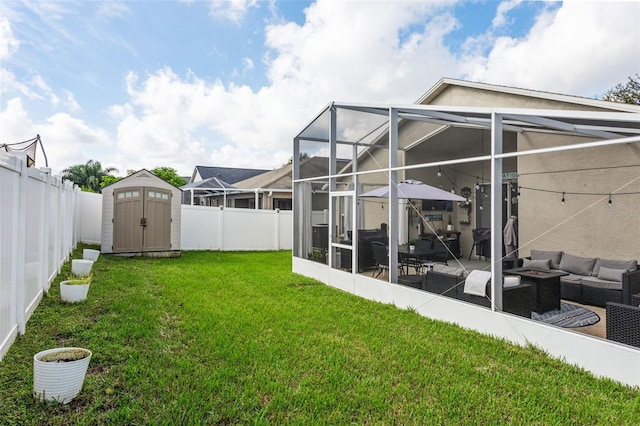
558;253;597;276
522;258;551;270
597;266;626;282
530;249;563;269
592;258;638;276
503;276;520;288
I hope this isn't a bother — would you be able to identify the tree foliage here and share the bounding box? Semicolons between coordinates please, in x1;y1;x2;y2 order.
601;74;640;105
285;152;310;166
151;166;186;187
100;174;122;188
62;160;118;193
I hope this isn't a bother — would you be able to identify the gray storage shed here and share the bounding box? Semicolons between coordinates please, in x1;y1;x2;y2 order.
101;169;181;256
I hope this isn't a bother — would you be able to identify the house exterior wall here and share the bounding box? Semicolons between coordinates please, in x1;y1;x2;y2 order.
517;132;640;260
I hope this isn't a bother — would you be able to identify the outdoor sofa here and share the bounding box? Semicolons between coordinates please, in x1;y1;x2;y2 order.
526;249;640;307
416;265;533;318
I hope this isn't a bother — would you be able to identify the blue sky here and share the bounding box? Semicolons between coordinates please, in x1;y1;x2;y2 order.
1;0;638;176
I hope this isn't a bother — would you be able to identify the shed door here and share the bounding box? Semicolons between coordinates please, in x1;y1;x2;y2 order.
113;187;171;252
143;188;171;251
113;188;144;252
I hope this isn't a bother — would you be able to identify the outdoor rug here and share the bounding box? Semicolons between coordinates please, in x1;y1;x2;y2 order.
532;302;600;328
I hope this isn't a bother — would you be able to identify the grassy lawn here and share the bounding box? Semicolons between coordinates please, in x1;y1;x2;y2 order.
1;246;639;424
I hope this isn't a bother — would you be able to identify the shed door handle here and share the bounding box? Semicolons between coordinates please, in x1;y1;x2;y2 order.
140;217;147;227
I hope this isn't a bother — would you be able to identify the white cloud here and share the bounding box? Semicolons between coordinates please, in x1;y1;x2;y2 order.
242;57;254;71
0;97;113;174
463;1;640;97
209;0;258;25
492;0;523;29
0;17;20;60
95;1;130;20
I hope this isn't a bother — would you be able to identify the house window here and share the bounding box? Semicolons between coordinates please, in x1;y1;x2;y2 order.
273;198;292;210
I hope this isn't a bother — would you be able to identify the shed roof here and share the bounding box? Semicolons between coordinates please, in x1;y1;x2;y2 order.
103;169;182;192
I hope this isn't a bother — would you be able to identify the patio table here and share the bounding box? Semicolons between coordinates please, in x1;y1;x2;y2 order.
504;268;569;313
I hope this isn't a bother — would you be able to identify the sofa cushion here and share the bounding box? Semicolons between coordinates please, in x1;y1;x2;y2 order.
592;258;637;276
581;277;623;291
559;253;596;276
561;274;586;285
597;266;626;282
522;258;551;271
432;264;466;277
531;249;563;269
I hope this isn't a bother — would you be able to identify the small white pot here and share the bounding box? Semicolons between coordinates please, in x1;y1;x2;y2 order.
82;249;100;262
60;280;90;303
33;347;92;404
71;259;93;276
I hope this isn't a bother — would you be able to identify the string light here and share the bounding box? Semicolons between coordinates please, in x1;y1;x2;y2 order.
561;192;565;205
608;194;612;205
437;167;442;177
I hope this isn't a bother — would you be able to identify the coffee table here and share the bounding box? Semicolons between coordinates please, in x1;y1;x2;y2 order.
503;268;568;313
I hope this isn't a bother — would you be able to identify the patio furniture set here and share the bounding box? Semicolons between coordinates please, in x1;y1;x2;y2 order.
395;248;640;348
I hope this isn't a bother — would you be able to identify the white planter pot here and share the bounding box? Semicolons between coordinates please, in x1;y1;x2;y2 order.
60;280;90;303
33;347;92;404
72;259;93;276
83;249;100;262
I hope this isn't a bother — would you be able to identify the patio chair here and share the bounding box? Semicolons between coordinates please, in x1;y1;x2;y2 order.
606;301;640;348
371;241;389;278
469;228;491;260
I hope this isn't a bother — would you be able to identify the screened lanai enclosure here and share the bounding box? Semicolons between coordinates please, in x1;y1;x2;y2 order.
292;97;640;387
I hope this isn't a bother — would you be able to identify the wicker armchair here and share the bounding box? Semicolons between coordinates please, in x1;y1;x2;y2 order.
606;298;640;348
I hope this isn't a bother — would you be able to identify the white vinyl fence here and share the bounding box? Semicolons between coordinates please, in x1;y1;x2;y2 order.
1;153;79;360
180;205;292;251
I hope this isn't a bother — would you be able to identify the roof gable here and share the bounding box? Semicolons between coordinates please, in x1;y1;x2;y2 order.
418;78;640;113
105;169;182;192
193;166;269;184
234;157;351;190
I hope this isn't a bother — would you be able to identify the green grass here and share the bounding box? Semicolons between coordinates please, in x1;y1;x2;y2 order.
1;246;639;425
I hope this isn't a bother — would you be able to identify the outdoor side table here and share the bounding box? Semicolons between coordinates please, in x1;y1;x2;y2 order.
503;268;569;313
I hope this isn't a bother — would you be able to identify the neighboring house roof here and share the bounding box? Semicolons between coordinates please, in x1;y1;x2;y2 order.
417;77;640;113
233;157;351;191
192;166;269;184
180;176;236;191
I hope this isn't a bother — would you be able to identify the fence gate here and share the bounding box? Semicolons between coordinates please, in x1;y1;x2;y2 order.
113;187;171;253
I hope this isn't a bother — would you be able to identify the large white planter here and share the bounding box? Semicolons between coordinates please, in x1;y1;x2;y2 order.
71;259;93;276
60;280;90;303
83;249;100;262
33;347;92;404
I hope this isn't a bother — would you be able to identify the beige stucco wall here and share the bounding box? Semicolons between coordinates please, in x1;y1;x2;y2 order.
517;132;640;261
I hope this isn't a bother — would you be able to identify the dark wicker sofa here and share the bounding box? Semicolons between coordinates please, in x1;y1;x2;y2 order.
606;294;640;348
527;250;640;307
422;270;532;318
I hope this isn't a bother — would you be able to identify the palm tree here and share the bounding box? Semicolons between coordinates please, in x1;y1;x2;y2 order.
62;160;118;193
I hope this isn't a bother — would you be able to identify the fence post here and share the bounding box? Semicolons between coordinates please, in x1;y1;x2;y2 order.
218;206;224;251
15;157;27;334
41;171;51;291
274;208;281;250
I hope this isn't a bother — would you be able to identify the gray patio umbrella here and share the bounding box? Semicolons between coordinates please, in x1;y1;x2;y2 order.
360;179;467;244
360;179;466;202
